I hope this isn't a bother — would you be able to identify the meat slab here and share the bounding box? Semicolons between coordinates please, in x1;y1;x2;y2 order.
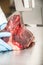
2;14;35;50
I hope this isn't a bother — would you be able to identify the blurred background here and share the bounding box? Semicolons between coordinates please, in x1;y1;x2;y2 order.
0;0;16;17
0;0;43;24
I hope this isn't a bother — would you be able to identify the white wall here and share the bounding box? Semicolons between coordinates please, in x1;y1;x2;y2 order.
42;8;43;24
42;0;43;24
14;0;42;24
22;8;42;24
22;0;42;24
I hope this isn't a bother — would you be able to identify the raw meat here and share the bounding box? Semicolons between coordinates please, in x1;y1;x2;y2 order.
3;14;35;50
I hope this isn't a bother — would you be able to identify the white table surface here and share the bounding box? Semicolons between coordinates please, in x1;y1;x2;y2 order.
0;27;43;65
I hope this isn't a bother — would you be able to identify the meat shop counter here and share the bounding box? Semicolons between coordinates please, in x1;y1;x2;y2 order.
0;27;43;65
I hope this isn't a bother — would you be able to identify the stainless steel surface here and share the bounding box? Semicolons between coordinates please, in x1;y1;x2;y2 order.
25;24;43;27
0;27;43;65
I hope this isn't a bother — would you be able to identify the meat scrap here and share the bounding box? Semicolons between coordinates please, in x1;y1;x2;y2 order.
2;14;35;50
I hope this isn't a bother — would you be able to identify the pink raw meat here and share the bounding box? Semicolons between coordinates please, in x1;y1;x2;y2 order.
2;14;35;50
